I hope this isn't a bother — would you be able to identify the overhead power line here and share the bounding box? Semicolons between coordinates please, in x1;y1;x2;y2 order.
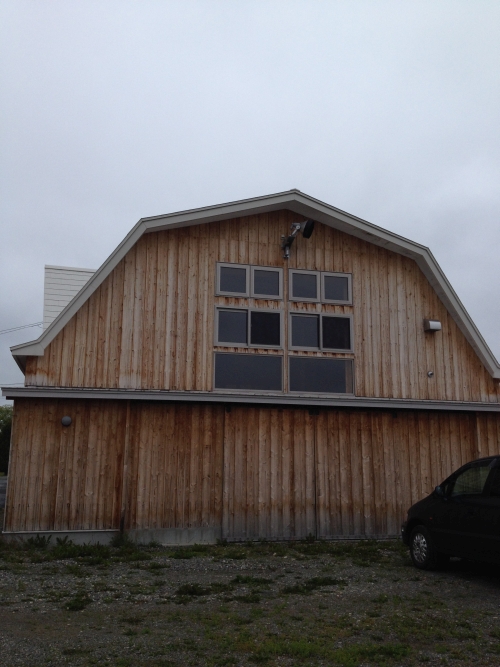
0;322;43;336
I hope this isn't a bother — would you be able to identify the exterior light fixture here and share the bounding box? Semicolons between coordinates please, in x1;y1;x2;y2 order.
423;319;442;332
281;220;315;259
61;416;72;427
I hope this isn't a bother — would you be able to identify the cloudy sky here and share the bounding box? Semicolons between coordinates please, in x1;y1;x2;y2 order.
1;1;499;400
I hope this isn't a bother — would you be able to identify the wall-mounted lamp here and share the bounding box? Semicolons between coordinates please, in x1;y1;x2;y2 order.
281;220;315;259
61;416;72;427
423;319;442;332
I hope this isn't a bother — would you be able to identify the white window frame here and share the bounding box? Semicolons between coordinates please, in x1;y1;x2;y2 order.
288;356;355;395
288;269;320;302
251;266;283;300
321;272;352;305
213;351;284;393
215;306;283;349
216;262;250;297
289;312;353;352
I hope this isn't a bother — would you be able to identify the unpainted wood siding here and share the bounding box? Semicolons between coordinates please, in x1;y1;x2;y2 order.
4;398;126;532
25;210;500;401
4;399;224;534
6;399;499;537
124;403;224;531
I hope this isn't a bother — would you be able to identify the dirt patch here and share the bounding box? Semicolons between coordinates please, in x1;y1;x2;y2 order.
1;536;500;666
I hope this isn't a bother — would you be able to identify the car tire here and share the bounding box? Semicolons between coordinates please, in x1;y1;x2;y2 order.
409;525;446;570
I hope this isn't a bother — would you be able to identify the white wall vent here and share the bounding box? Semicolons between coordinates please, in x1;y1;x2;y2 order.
43;265;95;330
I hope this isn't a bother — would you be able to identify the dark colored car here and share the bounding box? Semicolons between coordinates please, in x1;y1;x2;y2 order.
401;456;500;569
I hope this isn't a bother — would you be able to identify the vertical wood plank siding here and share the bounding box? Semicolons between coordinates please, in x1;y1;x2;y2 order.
24;211;500;403
7;400;497;538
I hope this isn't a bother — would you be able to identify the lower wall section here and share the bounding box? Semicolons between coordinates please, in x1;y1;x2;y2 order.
4;399;500;541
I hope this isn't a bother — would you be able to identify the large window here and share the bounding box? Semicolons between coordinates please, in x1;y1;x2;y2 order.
217;263;283;299
216;308;282;348
214;353;283;391
214;262;355;395
289;357;353;394
290;313;352;352
289;269;352;304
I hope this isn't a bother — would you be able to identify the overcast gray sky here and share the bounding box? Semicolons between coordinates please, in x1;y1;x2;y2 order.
1;1;499;401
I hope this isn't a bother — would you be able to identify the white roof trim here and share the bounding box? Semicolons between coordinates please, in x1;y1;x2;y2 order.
11;189;500;378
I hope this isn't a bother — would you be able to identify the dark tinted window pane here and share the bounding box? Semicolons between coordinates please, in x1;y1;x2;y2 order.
324;275;349;301
214;353;282;390
291;315;319;348
292;272;317;299
322;317;351;350
254;269;280;296
250;311;281;346
218;310;247;344
289;357;352;393
220;266;247;293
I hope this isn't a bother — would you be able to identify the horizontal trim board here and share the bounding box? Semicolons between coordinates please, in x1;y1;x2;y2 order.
3;386;500;412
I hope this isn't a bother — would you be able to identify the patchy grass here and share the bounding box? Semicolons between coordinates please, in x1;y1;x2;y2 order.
1;536;500;665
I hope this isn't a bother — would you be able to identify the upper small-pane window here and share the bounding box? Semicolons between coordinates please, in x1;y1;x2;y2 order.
217;263;249;295
322;273;351;304
291;314;319;348
252;267;282;299
217;309;247;345
322;316;352;351
250;311;281;347
290;270;319;301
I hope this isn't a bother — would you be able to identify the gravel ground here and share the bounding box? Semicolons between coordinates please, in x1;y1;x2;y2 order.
0;533;500;667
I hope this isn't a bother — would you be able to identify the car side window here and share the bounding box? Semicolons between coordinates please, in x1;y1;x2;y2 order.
449;464;491;497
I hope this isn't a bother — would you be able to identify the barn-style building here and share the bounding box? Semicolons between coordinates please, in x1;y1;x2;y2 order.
3;191;500;544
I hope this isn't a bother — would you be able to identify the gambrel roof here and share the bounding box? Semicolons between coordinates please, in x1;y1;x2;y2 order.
11;189;500;379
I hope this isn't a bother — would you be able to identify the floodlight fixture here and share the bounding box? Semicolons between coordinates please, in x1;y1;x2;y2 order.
281;219;315;259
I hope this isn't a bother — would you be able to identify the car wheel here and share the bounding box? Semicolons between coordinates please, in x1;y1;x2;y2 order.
409;525;444;570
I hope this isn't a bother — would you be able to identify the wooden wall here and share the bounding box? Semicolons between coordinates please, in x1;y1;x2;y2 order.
5;399;499;538
24;210;500;402
5;398;126;532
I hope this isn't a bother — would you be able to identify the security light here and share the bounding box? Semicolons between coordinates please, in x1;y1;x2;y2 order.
281;219;315;259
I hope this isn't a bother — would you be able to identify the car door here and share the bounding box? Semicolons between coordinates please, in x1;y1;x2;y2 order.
430;460;495;558
474;463;500;563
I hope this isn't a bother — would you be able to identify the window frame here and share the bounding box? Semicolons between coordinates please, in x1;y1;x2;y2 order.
250;265;283;300
215;306;284;350
288;356;355;395
321;272;352;305
288;312;353;352
288;269;320;302
213;351;284;393
216;262;250;297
